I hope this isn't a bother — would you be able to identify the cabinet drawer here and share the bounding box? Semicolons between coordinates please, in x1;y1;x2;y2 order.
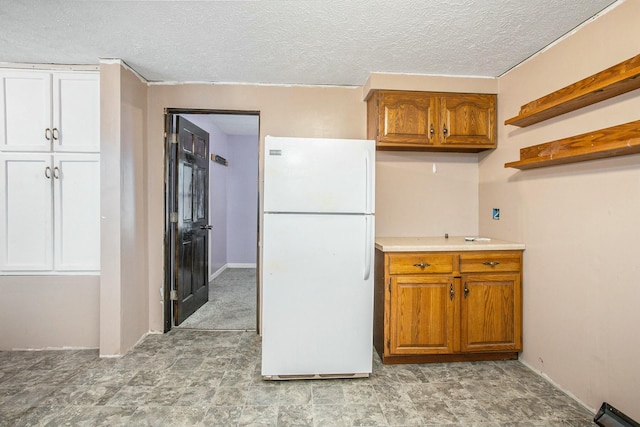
460;252;521;273
388;253;454;275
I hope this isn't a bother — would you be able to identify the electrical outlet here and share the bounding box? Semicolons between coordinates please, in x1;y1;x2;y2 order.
492;208;500;220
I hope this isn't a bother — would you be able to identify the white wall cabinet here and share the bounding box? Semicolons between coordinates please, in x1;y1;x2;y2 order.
0;69;100;274
0;153;100;272
0;71;100;153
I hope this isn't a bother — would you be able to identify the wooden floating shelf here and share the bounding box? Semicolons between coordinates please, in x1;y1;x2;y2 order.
505;54;640;127
505;120;640;170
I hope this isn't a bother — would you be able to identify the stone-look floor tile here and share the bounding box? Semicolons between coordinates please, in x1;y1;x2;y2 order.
277;404;314;427
414;399;460;424
445;399;494;424
237;404;278;426
210;385;249;406
104;385;154;407
246;383;282;405
312;384;346;405
144;385;184;406
49;405;136;427
198;405;243;426
127;406;171;426
345;402;389;426
313;404;351;427
161;406;207;426
0;330;600;426
176;385;218;407
343;383;377;404
373;383;413;404
380;401;424;426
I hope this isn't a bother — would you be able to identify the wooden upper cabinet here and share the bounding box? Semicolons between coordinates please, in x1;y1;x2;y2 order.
367;90;497;152
440;93;496;148
369;91;437;147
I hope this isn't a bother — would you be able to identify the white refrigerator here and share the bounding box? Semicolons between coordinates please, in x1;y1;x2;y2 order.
261;136;375;380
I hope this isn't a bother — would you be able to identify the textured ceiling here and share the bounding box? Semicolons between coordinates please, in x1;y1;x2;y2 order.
0;0;619;86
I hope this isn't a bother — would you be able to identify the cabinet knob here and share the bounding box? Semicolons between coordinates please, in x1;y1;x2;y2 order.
464;282;469;298
443;125;448;137
429;124;435;138
413;262;431;269
450;283;455;300
483;261;500;266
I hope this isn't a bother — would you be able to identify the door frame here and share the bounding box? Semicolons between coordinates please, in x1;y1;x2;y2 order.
163;108;260;332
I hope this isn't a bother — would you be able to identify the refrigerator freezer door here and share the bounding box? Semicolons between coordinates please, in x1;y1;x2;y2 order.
261;213;374;377
264;136;375;214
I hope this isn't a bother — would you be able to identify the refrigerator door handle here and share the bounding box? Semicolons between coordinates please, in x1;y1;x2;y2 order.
364;150;374;213
364;216;373;280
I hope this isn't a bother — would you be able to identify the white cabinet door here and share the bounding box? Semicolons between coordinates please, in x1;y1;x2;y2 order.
0;153;54;271
0;71;52;152
53;154;100;271
52;73;100;153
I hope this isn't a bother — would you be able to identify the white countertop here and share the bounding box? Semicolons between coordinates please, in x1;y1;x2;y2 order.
375;236;525;252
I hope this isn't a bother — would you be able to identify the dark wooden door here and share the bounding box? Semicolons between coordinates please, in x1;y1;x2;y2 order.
173;116;210;325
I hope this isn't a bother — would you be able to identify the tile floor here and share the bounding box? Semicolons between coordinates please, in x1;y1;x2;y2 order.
0;329;595;426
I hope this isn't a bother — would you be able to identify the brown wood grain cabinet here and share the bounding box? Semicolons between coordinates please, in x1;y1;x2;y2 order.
374;248;523;364
366;90;497;152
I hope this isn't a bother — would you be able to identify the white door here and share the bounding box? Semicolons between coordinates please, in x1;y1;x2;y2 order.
0;153;53;271
0;71;52;152
52;73;100;153
261;213;374;376
263;136;375;214
53;154;100;271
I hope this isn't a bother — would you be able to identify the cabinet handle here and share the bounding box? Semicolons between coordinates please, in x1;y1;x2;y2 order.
483;261;500;266
413;262;431;269
464;282;469;299
45;128;52;141
44;166;52;179
52;128;59;141
443;125;448;137
429;124;435;138
53;166;60;179
449;283;455;300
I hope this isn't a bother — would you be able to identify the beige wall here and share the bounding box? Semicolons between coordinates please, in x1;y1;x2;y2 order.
0;276;99;350
481;0;639;418
100;61;149;356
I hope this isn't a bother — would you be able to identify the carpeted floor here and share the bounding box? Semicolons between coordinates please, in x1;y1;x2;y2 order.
177;268;257;331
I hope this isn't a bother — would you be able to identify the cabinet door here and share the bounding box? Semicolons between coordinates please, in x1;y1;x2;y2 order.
377;91;437;147
0;154;53;271
53;154;100;271
52;73;100;152
440;93;496;148
0;71;52;152
460;273;522;352
389;275;456;355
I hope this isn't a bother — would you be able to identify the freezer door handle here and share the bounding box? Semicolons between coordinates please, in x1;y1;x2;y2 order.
363;216;373;280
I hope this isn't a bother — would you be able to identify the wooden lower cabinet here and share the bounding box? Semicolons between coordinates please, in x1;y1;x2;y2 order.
374;249;523;364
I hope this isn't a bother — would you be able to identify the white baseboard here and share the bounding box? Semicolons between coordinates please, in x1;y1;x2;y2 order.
227;263;257;268
209;263;257;282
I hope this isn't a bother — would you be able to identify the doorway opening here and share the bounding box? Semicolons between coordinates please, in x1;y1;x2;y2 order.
164;109;260;333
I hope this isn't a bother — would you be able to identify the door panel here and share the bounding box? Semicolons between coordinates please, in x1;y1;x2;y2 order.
173;116;209;325
460;274;521;352
52;73;100;152
0;154;53;270
389;275;456;355
261;213;374;376
0;71;51;152
54;154;100;271
263;136;375;214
